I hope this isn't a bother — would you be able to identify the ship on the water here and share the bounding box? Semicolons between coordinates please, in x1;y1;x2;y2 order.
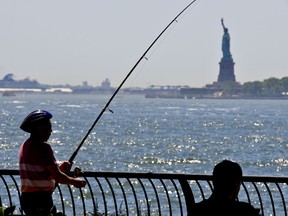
0;73;42;89
0;74;43;94
0;74;115;94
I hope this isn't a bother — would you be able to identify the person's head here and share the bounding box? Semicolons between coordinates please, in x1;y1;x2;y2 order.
212;160;242;199
20;110;53;141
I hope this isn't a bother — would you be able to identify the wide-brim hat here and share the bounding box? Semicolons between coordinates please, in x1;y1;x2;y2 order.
20;110;53;133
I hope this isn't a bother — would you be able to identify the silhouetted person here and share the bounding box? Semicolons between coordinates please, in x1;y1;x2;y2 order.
190;160;260;216
19;110;86;216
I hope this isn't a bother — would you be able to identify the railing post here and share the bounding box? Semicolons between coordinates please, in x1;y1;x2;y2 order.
179;178;194;215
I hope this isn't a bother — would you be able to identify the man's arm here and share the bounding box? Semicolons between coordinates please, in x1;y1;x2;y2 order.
48;163;86;188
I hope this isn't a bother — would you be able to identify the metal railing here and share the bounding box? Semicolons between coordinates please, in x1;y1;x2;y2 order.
0;170;287;215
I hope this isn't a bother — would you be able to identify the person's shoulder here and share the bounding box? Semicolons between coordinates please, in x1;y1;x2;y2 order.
190;200;260;216
189;199;213;216
235;201;260;215
192;199;210;208
43;142;52;148
39;142;54;155
236;201;257;208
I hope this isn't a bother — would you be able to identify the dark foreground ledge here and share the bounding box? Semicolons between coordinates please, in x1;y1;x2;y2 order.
0;170;287;215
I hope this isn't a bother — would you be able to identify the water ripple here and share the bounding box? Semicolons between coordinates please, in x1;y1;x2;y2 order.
0;95;287;177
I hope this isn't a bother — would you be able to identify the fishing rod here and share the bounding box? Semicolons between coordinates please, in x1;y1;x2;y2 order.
68;0;197;165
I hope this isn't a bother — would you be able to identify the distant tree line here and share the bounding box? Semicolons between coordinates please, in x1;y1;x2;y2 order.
222;77;288;97
241;77;288;97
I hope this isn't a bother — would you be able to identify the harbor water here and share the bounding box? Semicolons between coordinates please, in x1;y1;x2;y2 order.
0;94;287;177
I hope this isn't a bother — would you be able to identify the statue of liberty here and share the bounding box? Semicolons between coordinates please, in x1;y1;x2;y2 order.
221;18;232;59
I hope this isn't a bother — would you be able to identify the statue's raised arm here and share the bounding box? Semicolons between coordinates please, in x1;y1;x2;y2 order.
221;18;232;59
221;18;226;31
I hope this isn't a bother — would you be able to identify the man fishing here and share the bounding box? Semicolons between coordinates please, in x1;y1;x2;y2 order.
19;110;86;216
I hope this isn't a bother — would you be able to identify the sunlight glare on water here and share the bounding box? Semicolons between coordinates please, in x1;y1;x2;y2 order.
0;94;287;177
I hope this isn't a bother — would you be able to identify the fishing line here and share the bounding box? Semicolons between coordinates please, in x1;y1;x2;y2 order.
121;23;178;88
124;1;199;91
68;0;198;165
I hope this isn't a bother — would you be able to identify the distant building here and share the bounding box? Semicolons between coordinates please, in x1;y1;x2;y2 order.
72;78;115;94
101;78;111;90
144;85;188;98
82;81;89;87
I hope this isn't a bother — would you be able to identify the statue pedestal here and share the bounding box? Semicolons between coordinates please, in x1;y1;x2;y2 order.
218;57;235;82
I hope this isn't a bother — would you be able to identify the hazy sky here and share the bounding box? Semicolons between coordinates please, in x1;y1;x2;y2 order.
0;0;287;88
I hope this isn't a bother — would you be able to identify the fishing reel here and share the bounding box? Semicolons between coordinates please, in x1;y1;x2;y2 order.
73;166;83;177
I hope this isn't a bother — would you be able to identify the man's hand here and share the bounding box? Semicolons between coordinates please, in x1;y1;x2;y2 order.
71;178;86;188
59;161;72;173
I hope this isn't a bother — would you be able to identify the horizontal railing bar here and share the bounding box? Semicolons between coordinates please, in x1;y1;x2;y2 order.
0;169;287;215
1;169;287;183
